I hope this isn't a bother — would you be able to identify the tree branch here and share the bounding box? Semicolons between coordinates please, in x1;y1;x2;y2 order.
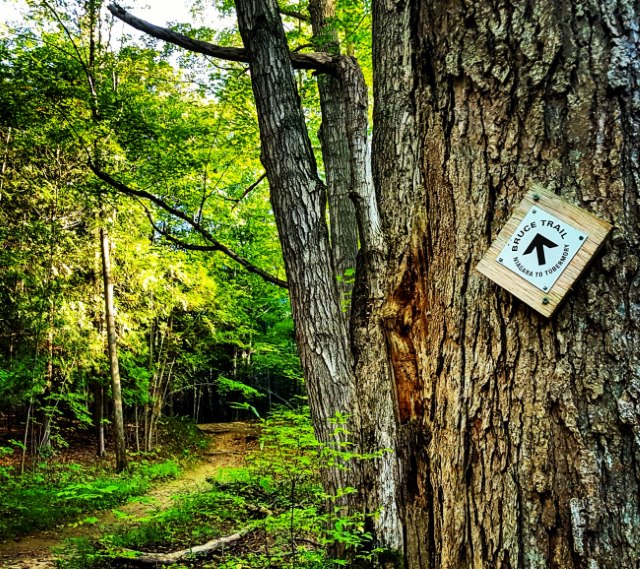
231;172;267;210
279;7;310;22
89;164;288;289
142;206;220;252
107;3;337;73
292;43;315;53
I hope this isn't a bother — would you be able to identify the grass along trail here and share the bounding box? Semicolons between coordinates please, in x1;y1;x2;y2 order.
0;422;258;569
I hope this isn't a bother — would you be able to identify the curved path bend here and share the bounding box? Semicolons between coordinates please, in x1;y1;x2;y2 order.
0;422;257;569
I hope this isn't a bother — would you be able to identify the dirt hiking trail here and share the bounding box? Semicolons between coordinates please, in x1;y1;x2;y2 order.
0;422;257;569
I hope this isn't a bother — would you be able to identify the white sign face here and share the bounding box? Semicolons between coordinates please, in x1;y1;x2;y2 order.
497;205;587;292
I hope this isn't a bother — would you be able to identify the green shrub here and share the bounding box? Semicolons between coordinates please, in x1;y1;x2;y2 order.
156;416;208;458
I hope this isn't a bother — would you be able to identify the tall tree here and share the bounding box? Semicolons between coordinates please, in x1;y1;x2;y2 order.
99;223;127;472
234;0;357;503
308;0;358;315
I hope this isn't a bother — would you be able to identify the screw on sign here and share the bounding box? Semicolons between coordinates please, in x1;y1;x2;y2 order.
476;185;612;317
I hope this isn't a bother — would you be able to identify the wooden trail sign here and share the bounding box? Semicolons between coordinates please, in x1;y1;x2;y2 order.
476;185;613;317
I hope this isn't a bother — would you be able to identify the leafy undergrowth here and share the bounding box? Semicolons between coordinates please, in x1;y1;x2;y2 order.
56;408;388;568
59;473;329;568
0;417;206;540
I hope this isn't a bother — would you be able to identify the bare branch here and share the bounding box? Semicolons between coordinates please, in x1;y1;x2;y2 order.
141;205;220;252
90;162;206;229
231;173;267;210
292;43;315;53
279;7;310;22
196;158;234;224
89;164;288;289
107;3;337;73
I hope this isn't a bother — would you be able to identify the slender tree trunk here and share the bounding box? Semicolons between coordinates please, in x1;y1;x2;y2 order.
95;383;106;457
0;127;11;198
20;399;32;474
167;389;174;418
145;325;166;451
92;229;107;457
39;326;54;453
309;0;358;316
134;404;140;452
100;225;128;472
374;0;640;566
147;355;169;451
144;317;154;451
194;386;201;423
150;323;172;450
143;402;150;451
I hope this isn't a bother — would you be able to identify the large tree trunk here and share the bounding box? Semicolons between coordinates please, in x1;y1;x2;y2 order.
374;0;640;566
234;0;356;499
235;0;404;553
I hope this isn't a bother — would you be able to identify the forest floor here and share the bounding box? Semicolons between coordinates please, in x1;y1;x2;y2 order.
0;422;258;569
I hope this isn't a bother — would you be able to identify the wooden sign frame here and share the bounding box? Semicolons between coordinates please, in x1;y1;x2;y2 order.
476;185;613;317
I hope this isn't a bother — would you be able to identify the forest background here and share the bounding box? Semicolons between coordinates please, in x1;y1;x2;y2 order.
0;0;324;459
0;0;370;565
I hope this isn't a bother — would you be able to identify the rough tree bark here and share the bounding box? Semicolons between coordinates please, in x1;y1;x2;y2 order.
234;0;356;499
374;0;640;566
234;0;404;553
308;0;359;315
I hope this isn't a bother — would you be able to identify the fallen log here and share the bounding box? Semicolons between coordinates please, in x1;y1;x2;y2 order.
113;528;249;566
196;422;259;435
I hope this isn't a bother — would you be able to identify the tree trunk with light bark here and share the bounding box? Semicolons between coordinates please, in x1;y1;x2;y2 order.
100;225;128;473
374;0;640;566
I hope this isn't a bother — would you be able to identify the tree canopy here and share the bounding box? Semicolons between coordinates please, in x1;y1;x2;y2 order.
0;1;304;458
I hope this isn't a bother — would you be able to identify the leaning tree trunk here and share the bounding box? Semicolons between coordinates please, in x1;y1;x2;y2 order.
374;0;640;566
234;0;356;498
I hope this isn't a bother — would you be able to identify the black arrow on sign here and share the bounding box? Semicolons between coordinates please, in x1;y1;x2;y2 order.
523;234;558;265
